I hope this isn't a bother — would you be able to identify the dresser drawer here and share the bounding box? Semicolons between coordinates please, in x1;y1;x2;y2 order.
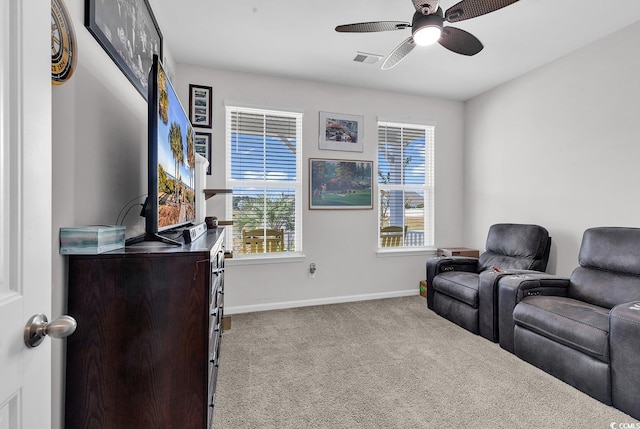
209;269;222;305
208;363;218;400
209;321;220;356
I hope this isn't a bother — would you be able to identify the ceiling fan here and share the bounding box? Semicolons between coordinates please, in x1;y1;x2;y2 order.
335;0;520;70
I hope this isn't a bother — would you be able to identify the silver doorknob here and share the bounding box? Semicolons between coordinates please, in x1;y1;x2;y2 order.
24;314;77;348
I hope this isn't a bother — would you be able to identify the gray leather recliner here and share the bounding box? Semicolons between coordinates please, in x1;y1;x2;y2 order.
497;227;640;420
426;223;551;342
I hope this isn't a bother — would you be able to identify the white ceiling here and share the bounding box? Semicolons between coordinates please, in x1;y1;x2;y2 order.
150;0;640;101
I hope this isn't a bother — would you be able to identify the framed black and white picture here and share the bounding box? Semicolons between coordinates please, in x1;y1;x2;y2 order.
85;0;163;100
319;111;364;152
189;84;213;128
195;132;212;175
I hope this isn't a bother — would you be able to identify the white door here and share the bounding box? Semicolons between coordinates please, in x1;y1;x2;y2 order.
1;1;53;428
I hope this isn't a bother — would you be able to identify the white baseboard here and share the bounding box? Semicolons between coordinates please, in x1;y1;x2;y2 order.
225;289;420;315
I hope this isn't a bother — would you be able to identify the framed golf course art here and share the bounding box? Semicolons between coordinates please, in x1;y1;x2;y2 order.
309;158;373;210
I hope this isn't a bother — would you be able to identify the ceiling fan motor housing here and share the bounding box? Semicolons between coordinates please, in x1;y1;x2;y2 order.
414;0;439;15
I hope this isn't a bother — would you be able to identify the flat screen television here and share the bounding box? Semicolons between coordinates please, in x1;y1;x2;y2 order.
130;54;196;245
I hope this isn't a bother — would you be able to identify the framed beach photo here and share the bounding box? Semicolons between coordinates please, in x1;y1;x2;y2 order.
195;132;212;175
309;158;373;209
319;111;364;152
189;84;213;128
85;0;162;100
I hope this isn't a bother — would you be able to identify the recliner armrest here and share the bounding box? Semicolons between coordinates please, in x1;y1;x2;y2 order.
426;256;479;310
610;301;640;420
476;269;541;342
497;273;570;353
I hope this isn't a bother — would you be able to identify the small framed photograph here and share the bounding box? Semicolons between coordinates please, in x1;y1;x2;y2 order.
309;158;373;209
189;84;213;128
319;111;364;152
195;132;212;175
85;0;162;100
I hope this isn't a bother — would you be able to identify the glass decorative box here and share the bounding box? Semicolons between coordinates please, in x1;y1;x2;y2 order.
60;225;125;254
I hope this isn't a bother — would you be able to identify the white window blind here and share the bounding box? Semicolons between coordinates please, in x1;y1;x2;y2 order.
377;121;434;249
225;106;302;256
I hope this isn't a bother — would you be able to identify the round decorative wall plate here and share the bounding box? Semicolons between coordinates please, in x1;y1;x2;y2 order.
51;0;77;84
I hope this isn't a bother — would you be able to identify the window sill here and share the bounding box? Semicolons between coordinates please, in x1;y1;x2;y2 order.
226;252;306;266
376;247;437;258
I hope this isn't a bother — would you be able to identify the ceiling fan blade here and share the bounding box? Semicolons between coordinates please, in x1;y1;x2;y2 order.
381;37;416;70
335;21;410;33
445;0;519;23
411;0;438;15
438;26;483;56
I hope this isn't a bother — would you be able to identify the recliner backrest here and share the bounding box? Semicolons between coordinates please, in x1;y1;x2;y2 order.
569;227;640;309
477;223;551;272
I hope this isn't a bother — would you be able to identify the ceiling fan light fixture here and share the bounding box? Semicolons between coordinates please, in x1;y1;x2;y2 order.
413;26;442;46
411;8;444;46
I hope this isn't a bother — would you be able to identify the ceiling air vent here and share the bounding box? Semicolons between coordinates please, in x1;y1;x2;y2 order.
353;52;383;65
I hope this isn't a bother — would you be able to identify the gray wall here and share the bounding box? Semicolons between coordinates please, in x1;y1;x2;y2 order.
464;21;640;277
174;64;465;314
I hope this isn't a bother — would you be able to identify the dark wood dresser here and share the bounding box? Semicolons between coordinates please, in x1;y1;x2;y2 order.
65;229;225;428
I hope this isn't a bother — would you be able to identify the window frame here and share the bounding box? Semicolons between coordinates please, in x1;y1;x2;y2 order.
225;105;303;259
377;120;435;251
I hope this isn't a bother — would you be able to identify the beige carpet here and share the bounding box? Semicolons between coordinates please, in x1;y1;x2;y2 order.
213;296;634;428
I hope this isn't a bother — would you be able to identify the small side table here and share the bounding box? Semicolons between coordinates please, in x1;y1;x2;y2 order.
436;247;479;258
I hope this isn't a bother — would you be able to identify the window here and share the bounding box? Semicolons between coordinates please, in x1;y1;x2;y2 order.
225;106;302;256
377;121;434;249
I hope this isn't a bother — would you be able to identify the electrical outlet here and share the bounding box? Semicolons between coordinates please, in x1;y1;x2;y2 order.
309;262;316;278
